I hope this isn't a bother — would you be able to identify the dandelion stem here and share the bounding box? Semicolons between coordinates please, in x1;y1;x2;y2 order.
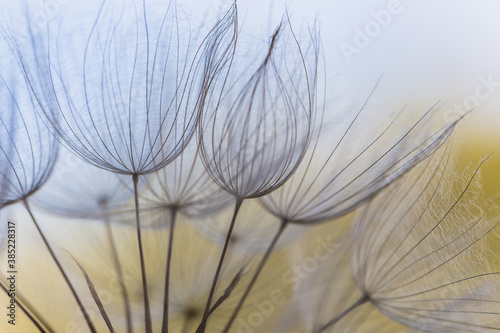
222;219;288;333
132;174;152;333
161;207;178;333
0;279;52;333
199;198;243;333
195;266;245;332
22;199;97;333
316;294;369;333
103;211;133;333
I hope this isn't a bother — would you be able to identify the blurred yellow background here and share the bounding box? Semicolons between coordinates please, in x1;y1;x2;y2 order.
457;109;500;204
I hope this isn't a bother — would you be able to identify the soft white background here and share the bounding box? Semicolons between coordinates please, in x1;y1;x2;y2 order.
4;0;500;122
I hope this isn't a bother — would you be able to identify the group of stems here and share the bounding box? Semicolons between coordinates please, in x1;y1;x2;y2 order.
190;197;368;333
0;278;55;332
13;177;366;333
22;198;97;333
199;198;243;332
12;172;166;333
191;198;289;333
9;195;135;333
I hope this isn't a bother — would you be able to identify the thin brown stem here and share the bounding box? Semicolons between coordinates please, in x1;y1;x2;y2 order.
103;211;133;333
199;198;243;333
132;174;152;333
222;219;287;333
315;294;369;333
195;266;245;333
161;208;178;333
22;199;97;333
0;278;52;333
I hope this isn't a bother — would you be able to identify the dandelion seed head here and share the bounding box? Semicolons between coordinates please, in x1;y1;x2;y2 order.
352;141;500;332
140;140;232;222
0;44;58;208
199;19;318;199
32;149;134;220
261;95;460;224
16;0;237;176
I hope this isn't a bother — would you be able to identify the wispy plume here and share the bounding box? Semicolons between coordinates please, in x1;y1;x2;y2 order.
0;1;497;333
196;17;320;331
199;17;318;200
23;0;232;176
348;141;500;332
261;92;463;225
8;1;238;331
0;46;58;209
32;150;134;221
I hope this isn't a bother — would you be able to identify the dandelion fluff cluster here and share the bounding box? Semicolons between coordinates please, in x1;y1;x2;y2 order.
20;0;235;176
0;1;499;333
0;41;58;208
198;19;318;199
352;142;500;332
260;100;458;224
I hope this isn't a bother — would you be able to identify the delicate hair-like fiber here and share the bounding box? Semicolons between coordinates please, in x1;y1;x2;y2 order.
352;140;500;332
198;16;318;199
